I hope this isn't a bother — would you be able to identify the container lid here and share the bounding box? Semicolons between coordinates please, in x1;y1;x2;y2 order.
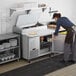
16;8;42;28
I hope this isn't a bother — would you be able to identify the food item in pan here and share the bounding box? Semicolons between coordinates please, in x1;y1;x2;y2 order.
47;21;56;29
29;32;37;35
47;24;56;29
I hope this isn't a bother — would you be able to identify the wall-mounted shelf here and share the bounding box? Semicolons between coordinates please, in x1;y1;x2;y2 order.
10;7;47;16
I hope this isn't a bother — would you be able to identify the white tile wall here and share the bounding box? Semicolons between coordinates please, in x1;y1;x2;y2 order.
0;0;38;34
0;8;10;34
0;0;75;34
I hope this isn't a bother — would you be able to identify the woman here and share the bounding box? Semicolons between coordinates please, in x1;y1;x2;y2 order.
52;13;75;63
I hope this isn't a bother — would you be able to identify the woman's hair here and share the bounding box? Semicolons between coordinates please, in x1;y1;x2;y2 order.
52;13;61;19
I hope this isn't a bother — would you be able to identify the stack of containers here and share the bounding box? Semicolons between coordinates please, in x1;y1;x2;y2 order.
9;39;17;47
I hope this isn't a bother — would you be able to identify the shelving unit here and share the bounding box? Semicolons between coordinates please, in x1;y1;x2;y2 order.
0;33;20;64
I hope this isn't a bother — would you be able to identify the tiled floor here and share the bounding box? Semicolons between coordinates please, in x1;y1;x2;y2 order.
0;60;28;74
45;63;76;76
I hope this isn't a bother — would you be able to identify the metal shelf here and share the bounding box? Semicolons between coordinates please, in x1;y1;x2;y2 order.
0;46;19;52
39;51;51;57
0;57;19;64
0;33;19;41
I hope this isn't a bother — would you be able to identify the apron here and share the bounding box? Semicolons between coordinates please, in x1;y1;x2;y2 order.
65;27;74;44
63;26;76;61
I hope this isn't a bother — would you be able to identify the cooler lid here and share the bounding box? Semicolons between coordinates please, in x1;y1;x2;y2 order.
16;8;42;28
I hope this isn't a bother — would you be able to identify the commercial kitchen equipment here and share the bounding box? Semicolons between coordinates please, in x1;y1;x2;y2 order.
13;8;65;62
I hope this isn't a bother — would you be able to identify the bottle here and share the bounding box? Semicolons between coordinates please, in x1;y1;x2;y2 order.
40;36;44;42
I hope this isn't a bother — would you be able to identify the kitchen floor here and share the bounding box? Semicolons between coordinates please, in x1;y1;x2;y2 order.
0;56;49;74
0;58;76;76
0;59;28;74
45;63;76;76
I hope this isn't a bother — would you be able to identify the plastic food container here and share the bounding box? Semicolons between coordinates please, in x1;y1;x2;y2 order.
9;39;17;47
2;43;11;48
0;53;15;61
47;38;52;42
0;45;4;50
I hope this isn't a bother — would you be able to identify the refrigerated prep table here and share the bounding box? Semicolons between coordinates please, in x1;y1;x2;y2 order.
13;8;65;61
